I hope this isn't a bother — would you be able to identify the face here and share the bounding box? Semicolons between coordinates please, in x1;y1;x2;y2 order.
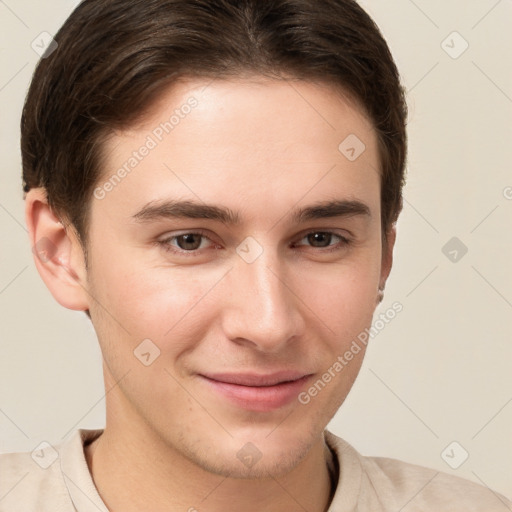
81;78;391;477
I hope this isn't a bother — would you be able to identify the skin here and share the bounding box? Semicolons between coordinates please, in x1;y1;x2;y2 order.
26;77;395;512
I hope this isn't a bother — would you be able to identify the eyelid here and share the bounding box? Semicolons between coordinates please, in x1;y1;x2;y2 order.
294;228;352;243
158;229;218;251
292;230;352;252
158;228;213;242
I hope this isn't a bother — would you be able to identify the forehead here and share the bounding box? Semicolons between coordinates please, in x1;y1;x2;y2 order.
95;77;380;226
135;76;376;155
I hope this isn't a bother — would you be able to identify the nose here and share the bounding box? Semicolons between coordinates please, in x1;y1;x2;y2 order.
220;246;306;353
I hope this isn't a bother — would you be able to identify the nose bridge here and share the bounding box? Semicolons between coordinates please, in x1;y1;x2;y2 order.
221;242;303;351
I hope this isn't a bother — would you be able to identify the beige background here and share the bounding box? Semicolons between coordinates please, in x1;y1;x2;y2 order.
1;0;511;500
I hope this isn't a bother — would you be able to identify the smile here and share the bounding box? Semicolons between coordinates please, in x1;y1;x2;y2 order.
199;372;313;412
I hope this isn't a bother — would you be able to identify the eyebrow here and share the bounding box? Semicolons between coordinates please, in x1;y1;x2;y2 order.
132;198;371;225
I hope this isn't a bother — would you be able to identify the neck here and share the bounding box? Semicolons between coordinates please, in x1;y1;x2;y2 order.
85;421;335;512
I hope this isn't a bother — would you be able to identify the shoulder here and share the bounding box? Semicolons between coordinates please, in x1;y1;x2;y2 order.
0;429;103;512
364;455;511;510
324;430;512;511
0;442;70;511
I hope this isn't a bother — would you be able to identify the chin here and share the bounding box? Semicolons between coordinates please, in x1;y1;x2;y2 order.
197;442;312;480
179;423;319;480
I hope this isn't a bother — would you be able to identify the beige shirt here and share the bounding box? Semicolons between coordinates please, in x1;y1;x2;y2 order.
0;428;510;511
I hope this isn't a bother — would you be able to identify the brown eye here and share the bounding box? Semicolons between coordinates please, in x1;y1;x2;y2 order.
296;231;350;251
306;232;334;248
158;230;215;257
175;233;203;251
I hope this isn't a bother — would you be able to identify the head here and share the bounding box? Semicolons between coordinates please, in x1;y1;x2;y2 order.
23;0;407;478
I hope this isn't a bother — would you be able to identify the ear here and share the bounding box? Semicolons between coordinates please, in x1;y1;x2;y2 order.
379;223;396;292
25;188;90;311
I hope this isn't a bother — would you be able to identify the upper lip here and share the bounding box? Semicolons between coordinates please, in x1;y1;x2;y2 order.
200;371;311;387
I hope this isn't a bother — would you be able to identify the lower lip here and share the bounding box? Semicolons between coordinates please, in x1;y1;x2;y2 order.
200;375;311;412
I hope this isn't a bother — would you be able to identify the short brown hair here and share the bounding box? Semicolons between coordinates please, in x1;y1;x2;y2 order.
21;0;407;253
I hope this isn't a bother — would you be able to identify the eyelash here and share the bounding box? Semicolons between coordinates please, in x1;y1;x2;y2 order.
157;230;351;257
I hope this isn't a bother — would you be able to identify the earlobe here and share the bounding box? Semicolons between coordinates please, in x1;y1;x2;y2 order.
25;188;90;311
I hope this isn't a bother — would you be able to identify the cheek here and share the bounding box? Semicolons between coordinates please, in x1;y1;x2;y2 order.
87;245;214;351
293;255;380;339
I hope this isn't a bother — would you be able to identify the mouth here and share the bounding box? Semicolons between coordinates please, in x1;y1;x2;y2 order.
198;371;313;412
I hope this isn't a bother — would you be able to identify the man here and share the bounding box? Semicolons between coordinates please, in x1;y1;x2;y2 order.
1;0;510;510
